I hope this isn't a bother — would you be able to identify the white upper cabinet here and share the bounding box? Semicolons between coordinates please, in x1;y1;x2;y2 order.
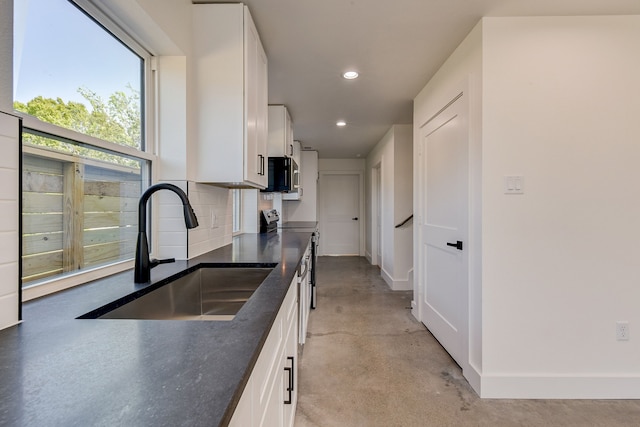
267;105;294;158
191;4;268;188
291;140;301;170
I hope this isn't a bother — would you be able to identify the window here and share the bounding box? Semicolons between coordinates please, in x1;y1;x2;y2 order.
232;189;242;234
14;0;154;294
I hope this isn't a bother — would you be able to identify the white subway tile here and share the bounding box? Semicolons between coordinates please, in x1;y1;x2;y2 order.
0;169;17;200
157;204;183;219
158;217;189;233
0;201;17;232
0;262;18;297
157;231;187;250
0;232;17;264
188;227;209;244
0;135;18;169
157;245;187;260
0;293;19;330
189;240;211;258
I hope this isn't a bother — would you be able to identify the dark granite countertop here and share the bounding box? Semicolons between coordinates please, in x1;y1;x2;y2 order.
0;231;312;427
278;221;318;230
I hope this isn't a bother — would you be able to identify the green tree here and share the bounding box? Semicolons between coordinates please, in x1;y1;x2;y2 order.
77;86;141;148
14;87;142;167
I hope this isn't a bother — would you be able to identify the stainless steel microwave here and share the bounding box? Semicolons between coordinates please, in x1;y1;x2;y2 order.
263;157;299;192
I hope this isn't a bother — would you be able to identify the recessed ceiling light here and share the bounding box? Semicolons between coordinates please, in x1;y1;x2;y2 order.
343;71;359;80
336;120;346;127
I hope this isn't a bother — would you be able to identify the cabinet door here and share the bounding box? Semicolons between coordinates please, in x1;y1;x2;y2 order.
244;7;266;186
233;276;298;427
286;113;294;158
292;140;301;168
191;4;267;188
283;280;299;427
229;376;253;427
268;105;293;158
256;40;268;187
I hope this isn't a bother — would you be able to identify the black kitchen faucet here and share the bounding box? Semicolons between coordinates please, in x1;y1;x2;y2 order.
134;183;199;283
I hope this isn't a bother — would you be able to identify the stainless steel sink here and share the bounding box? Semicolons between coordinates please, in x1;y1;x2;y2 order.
98;267;273;321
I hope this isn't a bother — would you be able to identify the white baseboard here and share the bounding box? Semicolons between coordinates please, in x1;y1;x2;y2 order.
479;374;640;399
381;268;412;291
464;363;482;396
365;251;373;264
410;300;418;321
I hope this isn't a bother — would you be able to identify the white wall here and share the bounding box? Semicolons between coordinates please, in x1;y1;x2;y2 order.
319;158;365;172
415;15;640;398
414;21;483;388
93;0;191;56
365;125;413;290
366;128;393;266
157;56;188;181
392;125;413;289
480;15;640;398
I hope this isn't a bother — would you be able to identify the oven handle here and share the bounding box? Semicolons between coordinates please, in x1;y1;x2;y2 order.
298;255;310;282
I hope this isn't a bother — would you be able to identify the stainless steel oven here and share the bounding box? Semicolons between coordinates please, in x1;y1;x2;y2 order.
277;221;319;309
297;249;311;346
309;229;319;309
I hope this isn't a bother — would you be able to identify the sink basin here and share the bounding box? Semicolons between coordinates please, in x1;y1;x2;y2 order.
95;267;273;321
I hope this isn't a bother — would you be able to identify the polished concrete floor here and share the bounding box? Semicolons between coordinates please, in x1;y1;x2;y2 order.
294;256;640;427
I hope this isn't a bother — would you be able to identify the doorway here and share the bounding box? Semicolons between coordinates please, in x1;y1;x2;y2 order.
371;163;382;266
319;171;363;256
417;92;469;369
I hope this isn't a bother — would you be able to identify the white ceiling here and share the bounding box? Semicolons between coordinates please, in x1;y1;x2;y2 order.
193;0;640;158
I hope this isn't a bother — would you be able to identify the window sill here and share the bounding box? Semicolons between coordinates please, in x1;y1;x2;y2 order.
22;260;134;302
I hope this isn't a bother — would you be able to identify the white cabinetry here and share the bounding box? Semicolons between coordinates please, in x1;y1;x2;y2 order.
291;140;301;169
192;4;268;188
229;278;298;426
283;276;298;427
267;105;294;158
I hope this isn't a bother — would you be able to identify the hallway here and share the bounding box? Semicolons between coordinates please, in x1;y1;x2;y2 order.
294;256;640;426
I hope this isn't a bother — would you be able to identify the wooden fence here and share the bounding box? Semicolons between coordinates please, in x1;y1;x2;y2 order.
22;150;142;284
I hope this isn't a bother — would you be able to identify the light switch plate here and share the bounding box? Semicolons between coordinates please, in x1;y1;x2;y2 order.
504;176;524;194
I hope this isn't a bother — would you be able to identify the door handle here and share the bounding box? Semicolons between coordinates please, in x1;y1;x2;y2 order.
352;217;358;221
446;241;463;250
284;356;294;404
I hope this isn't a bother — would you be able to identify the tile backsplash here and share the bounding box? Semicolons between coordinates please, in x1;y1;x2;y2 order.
0;112;19;330
187;182;233;258
156;181;233;260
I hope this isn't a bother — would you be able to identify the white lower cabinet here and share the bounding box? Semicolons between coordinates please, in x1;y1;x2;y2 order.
229;278;298;426
283;276;299;427
228;376;253;427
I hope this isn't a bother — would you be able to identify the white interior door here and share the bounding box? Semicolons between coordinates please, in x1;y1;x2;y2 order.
320;173;361;255
419;93;468;367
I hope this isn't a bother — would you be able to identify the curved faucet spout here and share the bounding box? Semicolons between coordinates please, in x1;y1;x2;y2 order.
135;183;199;283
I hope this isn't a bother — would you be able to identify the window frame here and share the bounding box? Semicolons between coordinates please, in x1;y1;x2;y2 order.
17;0;157;301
